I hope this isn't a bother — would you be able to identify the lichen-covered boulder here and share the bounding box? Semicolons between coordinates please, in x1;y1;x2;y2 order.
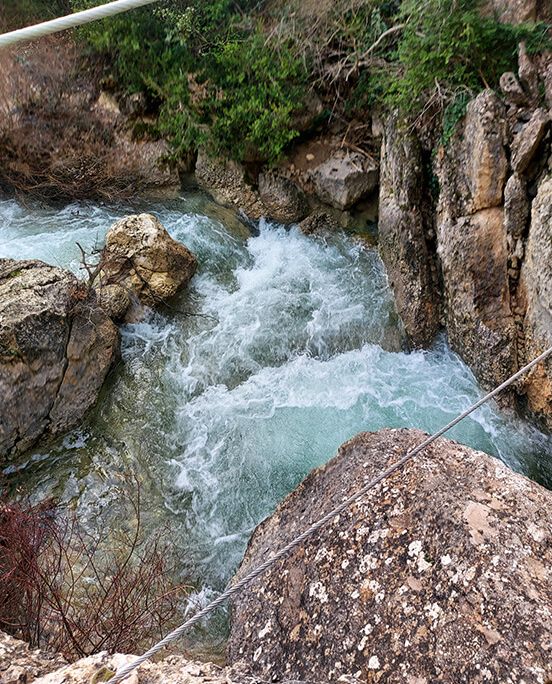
312;151;378;210
99;214;197;309
0;260;118;460
229;429;552;683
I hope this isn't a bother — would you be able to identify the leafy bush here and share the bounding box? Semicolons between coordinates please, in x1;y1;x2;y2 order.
65;0;552;163
71;0;307;163
1;0;70;31
379;0;551;113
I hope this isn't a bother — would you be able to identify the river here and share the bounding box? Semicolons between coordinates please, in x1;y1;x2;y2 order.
2;192;551;651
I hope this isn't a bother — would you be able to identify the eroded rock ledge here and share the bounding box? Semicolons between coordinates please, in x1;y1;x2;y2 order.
228;429;552;683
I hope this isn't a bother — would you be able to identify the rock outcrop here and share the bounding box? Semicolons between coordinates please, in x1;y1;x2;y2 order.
312;151;378;210
98;214;197;312
229;429;552;683
378;116;440;348
433;78;551;407
379;44;552;424
195;148;267;220
258;172;308;224
0;260;119;460
519;175;552;419
0;631;311;684
0;630;66;684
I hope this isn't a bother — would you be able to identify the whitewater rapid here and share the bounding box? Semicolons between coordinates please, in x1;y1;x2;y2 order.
2;194;552;618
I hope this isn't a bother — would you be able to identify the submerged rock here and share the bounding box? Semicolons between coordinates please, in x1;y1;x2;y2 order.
229;429;552;683
99;213;197;311
312;151;378;210
0;259;118;460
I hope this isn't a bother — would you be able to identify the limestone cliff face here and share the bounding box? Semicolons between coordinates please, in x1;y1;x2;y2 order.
434;90;518;392
378;116;440;348
519;176;552;418
229;429;552;683
378;47;552;425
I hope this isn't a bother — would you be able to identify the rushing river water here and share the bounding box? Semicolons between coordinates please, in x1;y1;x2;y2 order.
2;193;552;649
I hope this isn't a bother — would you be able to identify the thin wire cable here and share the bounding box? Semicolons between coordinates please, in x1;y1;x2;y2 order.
0;0;161;49
108;344;552;684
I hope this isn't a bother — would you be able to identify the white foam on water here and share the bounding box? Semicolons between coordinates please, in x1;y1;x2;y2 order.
2;196;552;598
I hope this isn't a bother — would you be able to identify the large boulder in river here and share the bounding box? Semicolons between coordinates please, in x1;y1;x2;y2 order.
99;213;197;311
0;260;118;459
229;429;552;683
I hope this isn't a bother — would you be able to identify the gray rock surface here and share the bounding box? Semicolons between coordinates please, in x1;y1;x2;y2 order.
486;0;539;23
499;71;528;106
437;90;508;216
229;429;552;683
298;210;341;236
258;172;308;224
195;148;266;220
0;631;313;684
312;151;378;210
510;108;550;174
99;214;197;310
519;175;552;425
0;260;118;460
0;630;66;684
504;172;529;238
378;117;440;348
436;208;518;390
435;90;517;390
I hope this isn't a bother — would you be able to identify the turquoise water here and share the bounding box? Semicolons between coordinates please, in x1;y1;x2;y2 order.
2;193;552;634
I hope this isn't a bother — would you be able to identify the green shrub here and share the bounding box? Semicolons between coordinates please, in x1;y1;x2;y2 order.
1;0;70;30
71;0;306;163
69;0;550;162
380;0;551;113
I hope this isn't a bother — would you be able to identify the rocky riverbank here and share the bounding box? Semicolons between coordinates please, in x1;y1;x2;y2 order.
379;46;552;425
3;429;552;683
0;214;196;460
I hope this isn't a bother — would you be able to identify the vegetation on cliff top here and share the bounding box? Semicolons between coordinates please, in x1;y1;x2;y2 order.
4;0;552;164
